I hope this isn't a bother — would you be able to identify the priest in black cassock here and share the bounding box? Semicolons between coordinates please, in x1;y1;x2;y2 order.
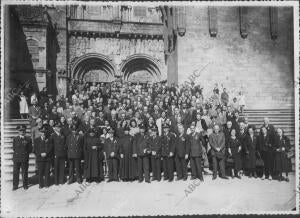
84;128;103;182
118;126;137;181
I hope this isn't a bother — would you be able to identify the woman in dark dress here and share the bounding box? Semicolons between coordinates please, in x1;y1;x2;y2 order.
259;127;274;180
274;128;291;182
118;126;137;181
227;129;242;179
84;129;103;182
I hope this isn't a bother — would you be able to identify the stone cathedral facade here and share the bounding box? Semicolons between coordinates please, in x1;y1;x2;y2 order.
4;4;295;110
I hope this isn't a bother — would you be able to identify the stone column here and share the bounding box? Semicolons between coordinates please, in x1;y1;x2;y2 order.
167;35;178;85
4;5;10;89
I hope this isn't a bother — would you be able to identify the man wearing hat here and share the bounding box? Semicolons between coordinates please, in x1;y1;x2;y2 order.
84;128;103;182
12;125;32;190
147;127;162;181
49;123;66;185
132;124;151;183
104;128;119;182
66;126;84;184
161;124;176;182
34;125;54;188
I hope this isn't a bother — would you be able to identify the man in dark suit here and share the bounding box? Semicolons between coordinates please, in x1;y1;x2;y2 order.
28;101;41;127
221;88;229;106
209;125;228;180
244;126;258;178
175;124;189;181
160;124;176;182
34;125;53;188
50;123;66;185
77;116;90;136
12;125;32;190
62;117;74;137
187;124;204;181
148;128;161;181
66;127;83;184
261;117;276;145
104;129;119;182
133;125;151;183
223;121;234;147
180;102;191;127
48;106;59;123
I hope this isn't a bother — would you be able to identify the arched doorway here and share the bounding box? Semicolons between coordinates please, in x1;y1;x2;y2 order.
120;54;162;83
71;53;116;83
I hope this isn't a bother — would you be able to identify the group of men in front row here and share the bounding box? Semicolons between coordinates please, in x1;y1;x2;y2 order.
12;117;291;190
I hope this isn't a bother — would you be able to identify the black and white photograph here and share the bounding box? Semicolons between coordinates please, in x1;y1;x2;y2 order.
1;0;299;216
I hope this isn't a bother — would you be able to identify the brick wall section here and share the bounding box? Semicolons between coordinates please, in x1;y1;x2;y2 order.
177;6;294;109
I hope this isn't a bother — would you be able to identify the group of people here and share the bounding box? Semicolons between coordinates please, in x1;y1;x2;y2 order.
11;81;293;191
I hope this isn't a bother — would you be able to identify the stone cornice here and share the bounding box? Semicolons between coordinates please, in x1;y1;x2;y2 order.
68;19;163;38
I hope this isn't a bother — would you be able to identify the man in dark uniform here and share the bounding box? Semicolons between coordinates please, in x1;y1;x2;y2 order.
104;129;119;182
161;124;176;182
148;127;161;181
50;123;66;185
66;127;83;184
12;125;32;190
209;125;228;180
175;124;189;181
133;125;151;183
187;124;204;181
34;125;53;188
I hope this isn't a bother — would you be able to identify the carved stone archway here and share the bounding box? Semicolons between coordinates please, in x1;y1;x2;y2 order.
120;54;162;83
70;53;116;82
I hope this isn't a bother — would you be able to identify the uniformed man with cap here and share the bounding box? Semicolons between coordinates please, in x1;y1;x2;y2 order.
12;125;32;190
147;127;162;181
104;128;119;182
66;126;84;184
133;124;151;183
34;124;53;188
49;123;66;185
161;124;176;182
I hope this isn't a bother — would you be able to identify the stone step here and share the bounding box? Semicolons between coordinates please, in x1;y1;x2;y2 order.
245;109;294;112
4;125;31;129
3;152;36;159
247;122;294;126
246;115;294;118
3;158;36;167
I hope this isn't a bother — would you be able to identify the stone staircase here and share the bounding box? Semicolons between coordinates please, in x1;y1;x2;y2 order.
2;110;297;182
3;119;36;182
243;109;296;170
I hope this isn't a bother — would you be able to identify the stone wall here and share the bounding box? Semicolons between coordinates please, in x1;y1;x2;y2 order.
177;6;294;109
68;36;166;82
47;6;68;96
70;5;162;24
